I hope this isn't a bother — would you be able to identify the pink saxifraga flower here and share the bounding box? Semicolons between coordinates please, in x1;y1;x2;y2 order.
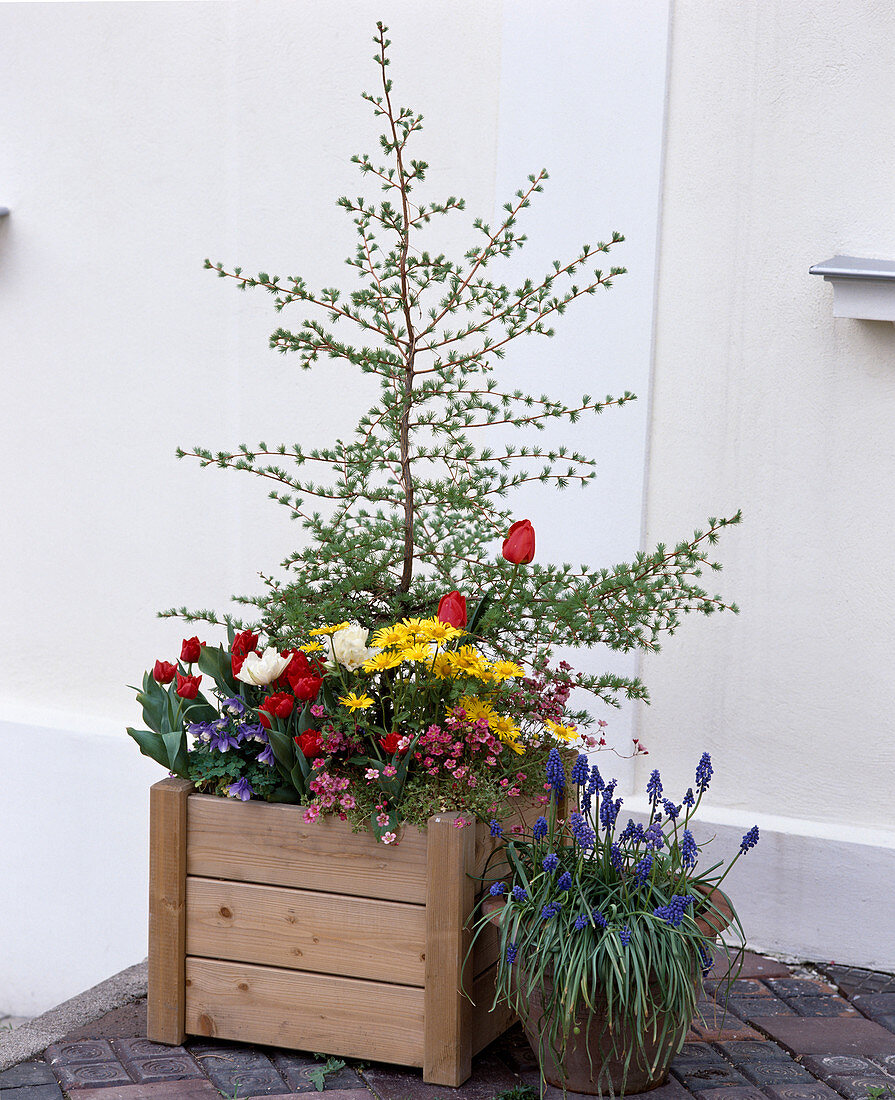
382;765;397;778
453;818;469;829
381;832;397;845
376;812;390;827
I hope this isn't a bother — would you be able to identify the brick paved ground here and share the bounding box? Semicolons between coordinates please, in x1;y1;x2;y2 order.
2;952;894;1100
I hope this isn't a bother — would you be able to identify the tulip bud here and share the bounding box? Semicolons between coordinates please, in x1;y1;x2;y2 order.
436;590;467;629
152;660;177;684
502;519;535;564
176;672;202;699
180;636;203;664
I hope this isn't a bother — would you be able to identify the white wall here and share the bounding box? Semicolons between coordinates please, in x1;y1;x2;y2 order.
0;1;670;1013
636;0;895;967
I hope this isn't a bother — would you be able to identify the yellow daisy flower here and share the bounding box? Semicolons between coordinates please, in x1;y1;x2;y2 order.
489;660;526;681
449;645;488;676
308;622;350;637
457;696;496;721
431;653;455;679
417;619;464;644
397;641;435;663
362;651;403;672
544;718;578;744
338;691;375;713
301;641;323;654
371;624;409;649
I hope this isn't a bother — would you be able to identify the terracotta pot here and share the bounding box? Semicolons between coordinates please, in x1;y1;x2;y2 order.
516;968;691;1095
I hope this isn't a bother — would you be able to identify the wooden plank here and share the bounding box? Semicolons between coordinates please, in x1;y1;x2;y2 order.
147;777;193;1043
423;811;475;1087
473;797;547;881
472;916;501;979
186;877;426;985
185;957;425;1066
187;795;428;903
470;962;516;1056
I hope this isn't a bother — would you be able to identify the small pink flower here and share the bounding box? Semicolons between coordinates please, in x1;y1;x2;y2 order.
365;767;380;780
382;764;397;777
511;824;524;835
453;817;469;829
340;794;356;810
310;704;326;718
377;812;390;826
312;757;326;770
537;794;549;804
382;832;397;845
500;778;509;787
507;787;520;798
467;776;477;788
303;805;320;823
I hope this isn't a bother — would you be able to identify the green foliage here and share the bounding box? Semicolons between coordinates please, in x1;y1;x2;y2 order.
306;1056;346;1092
165;22;741;714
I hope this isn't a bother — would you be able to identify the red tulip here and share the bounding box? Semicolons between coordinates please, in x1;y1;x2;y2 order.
152;660;176;684
176;672;202;699
502;519;535;564
180;636;203;664
437;590;467;629
230;630;260;676
260;692;295;719
295;730;324;758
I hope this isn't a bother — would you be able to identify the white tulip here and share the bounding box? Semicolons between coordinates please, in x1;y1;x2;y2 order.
235;647;292;686
326;623;379;672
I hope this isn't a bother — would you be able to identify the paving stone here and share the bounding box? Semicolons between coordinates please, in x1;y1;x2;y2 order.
0;1061;57;1088
854;996;895;1020
113;1038;193;1061
825;1077;895;1100
878;1017;895;1034
749;1016;895;1057
729;998;797;1022
870;1054;895;1074
692;1021;766;1043
710;980;775;999
192;1046;290;1095
760;1085;843;1100
766;979;840;999
824;968;895;999
542;1078;690;1100
123;1054;205;1083
360;1051;519;1100
691;1088;768;1100
244;1092;375;1100
710;953;791;982
492;1023;539;1073
52;1059;134;1089
787;997;861;1018
736;1060;816;1087
713;1042;792;1064
62;1081;223;1099
671;1063;751;1089
269;1051;364;1092
44;1038;118;1065
0;1084;64;1099
799;1054;890;1079
672;1042;730;1067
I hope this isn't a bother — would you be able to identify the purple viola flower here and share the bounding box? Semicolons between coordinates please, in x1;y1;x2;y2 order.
740;825;760;853
257;742;275;766
222;696;246;716
695;752;713;793
227;776;254;801
208;722;242;753
187;720;212;743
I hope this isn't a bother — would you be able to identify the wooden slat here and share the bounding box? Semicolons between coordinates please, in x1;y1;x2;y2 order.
473;797;547;881
470;963;516;1056
148;777;193;1043
472;916;501;979
185;957;425;1066
423;811;475;1087
186;795;428;903
186;877;426;985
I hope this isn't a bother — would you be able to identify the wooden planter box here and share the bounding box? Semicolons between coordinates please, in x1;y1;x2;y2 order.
148;777;526;1086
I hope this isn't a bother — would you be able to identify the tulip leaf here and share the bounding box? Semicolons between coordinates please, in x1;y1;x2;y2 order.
267;726;296;772
127;728;171;772
290;759;309;799
197;643;238;695
162;729;190;778
468;592;493;635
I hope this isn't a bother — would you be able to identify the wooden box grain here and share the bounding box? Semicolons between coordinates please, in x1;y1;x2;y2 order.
147;777;528;1086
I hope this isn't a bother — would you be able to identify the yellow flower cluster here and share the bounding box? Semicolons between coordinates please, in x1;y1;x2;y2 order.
456;695;525;754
